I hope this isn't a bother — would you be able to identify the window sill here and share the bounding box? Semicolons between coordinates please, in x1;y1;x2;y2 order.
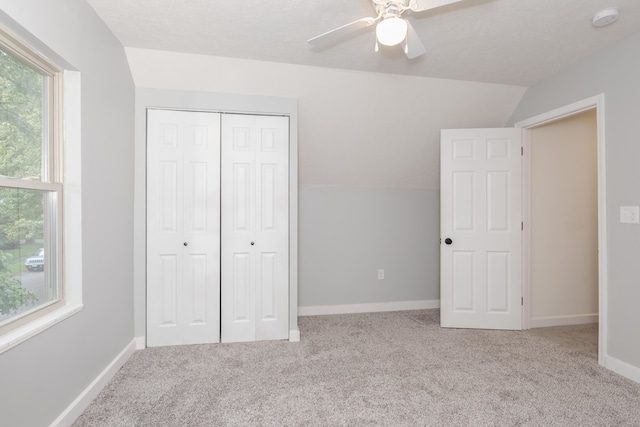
0;302;83;354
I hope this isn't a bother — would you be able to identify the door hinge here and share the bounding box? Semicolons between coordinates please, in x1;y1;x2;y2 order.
521;221;524;231
521;146;524;156
521;297;524;306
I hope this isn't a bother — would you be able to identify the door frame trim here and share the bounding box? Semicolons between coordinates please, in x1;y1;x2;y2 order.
515;94;607;366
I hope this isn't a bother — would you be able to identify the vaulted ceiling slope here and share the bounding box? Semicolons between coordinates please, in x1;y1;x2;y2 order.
86;0;640;86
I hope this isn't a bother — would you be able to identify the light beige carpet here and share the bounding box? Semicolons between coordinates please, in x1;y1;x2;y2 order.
74;310;640;426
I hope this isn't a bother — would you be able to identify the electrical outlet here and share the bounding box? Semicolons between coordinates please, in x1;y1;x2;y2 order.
620;206;639;224
378;269;384;280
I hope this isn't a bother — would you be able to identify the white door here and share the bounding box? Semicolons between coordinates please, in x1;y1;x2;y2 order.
440;128;522;330
147;109;221;347
221;114;289;342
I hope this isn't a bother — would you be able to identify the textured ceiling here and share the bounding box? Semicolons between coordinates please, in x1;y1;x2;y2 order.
86;0;640;86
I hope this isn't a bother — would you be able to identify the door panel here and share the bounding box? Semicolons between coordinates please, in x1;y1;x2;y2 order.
159;162;179;232
487;172;509;231
261;165;277;230
232;252;252;322
222;114;289;342
452;251;474;311
441;128;522;330
233;163;251;231
184;253;207;324
487;251;509;312
222;116;256;342
159;254;179;325
147;109;221;347
453;172;474;230
254;116;289;340
187;162;208;231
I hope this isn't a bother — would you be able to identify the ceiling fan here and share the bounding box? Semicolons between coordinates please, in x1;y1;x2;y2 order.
307;0;463;59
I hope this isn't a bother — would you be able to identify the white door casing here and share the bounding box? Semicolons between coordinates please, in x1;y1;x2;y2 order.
147;109;221;347
221;114;290;342
515;94;607;365
440;128;522;330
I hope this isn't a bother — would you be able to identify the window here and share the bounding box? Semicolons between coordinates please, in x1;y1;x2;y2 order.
0;28;63;334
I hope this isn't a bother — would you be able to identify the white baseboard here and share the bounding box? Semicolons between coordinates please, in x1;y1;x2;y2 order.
134;336;145;349
298;300;440;316
605;354;640;384
51;339;137;427
289;329;300;342
530;313;598;328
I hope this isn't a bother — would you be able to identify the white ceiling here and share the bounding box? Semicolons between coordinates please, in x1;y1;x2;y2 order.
86;0;640;86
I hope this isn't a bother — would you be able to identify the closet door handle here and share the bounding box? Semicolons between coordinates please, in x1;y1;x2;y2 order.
250;242;255;246
183;242;188;247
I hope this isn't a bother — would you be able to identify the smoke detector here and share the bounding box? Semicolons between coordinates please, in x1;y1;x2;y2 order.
592;8;619;27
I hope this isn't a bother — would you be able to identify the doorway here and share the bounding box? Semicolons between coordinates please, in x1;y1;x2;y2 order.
528;109;598;328
517;94;607;365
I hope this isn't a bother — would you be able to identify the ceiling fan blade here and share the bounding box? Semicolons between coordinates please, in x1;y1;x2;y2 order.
408;0;463;13
308;17;377;47
404;20;426;59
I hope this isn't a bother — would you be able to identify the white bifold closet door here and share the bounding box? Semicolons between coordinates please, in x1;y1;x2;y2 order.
221;114;289;342
147;109;221;347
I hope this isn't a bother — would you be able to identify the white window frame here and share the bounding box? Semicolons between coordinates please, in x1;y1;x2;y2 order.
0;25;82;354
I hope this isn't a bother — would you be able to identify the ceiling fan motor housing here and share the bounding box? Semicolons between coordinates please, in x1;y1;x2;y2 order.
376;1;406;17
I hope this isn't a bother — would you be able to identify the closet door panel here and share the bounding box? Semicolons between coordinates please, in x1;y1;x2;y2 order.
182;114;221;345
222;114;289;342
222;115;257;342
147;109;221;347
255;116;289;340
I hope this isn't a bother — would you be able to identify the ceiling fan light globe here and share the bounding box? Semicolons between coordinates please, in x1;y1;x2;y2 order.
376;17;407;46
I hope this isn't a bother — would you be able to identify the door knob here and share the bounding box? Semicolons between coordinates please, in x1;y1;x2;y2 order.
445;238;453;245
183;242;188;246
251;242;255;246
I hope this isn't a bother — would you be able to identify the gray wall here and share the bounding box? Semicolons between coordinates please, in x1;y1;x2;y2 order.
508;31;640;370
300;187;440;306
125;49;525;316
0;1;135;426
